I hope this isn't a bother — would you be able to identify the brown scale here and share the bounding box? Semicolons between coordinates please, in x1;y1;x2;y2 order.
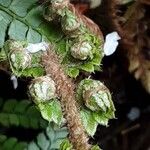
105;0;150;93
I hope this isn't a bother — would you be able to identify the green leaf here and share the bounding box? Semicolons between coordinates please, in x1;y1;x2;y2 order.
28;125;68;150
67;67;79;78
26;106;41;117
91;145;102;150
46;125;56;143
91;53;101;66
39;22;64;42
37;133;49;150
51;100;63;125
47;126;68;149
8;20;28;40
2;137;17;150
0;1;64;47
30;118;39;129
0;0;11;7
9;0;39;17
0;135;28;150
0;135;7;143
38;103;53;122
51;138;66;149
27;141;40;150
0;11;12;47
60;139;73;150
2;99;17;112
93;111;109;126
9;114;19;126
27;28;42;43
13;142;28;150
0;113;9;127
14;100;31;113
104;109;116;120
94;65;101;71
38;99;63;125
39;119;48;128
19;115;30;128
22;67;45;78
80;109;98;136
0;99;48;129
100;93;111;109
54;127;68;140
80;62;95;72
25;5;44;28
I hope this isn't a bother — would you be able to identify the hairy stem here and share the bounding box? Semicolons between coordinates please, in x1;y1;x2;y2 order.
42;47;91;150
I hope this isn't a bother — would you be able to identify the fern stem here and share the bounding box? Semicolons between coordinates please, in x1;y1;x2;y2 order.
42;47;91;150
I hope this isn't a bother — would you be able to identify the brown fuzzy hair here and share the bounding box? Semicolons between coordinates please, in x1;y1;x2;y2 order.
42;46;91;150
106;0;150;93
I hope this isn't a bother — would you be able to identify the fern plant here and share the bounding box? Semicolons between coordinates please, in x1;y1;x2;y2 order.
0;98;48;129
0;134;28;150
0;98;68;150
27;125;68;150
0;122;68;150
0;0;116;149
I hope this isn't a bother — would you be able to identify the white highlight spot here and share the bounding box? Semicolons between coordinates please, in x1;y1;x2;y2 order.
25;42;49;53
104;32;121;56
90;0;102;9
10;75;18;89
127;107;140;121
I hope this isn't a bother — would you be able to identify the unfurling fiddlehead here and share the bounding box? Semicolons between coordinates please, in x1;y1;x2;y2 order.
76;79;115;113
29;76;56;104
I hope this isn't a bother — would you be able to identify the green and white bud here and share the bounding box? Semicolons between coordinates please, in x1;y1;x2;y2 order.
76;79;115;112
71;41;93;60
44;5;58;21
29;76;56;104
51;0;69;8
61;10;80;35
9;49;31;71
4;40;27;52
44;0;69;21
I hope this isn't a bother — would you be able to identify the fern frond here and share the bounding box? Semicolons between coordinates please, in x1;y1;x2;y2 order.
0;99;48;129
0;0;104;78
0;134;27;150
27;124;68;150
0;123;68;150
